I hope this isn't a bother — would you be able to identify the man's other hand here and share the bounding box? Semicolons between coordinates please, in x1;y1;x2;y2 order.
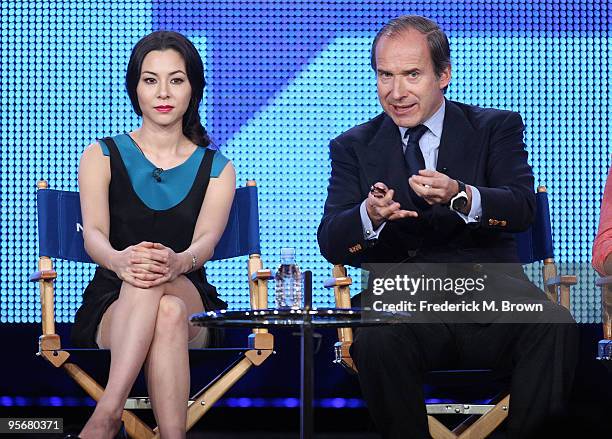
409;170;472;207
366;182;418;228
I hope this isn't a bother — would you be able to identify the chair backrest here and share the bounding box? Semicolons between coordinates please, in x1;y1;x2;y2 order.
36;184;260;263
514;188;554;264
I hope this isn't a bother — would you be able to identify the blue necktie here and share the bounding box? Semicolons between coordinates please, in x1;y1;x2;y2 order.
403;125;429;209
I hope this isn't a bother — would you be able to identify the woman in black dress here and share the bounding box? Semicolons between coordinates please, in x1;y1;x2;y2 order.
75;31;235;439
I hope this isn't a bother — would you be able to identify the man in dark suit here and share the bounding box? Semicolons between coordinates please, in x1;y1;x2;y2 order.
318;15;578;439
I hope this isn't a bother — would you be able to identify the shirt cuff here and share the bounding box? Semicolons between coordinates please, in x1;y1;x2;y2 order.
454;185;482;224
360;199;386;240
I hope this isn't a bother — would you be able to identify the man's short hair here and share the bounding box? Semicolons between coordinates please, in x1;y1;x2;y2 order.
370;15;451;79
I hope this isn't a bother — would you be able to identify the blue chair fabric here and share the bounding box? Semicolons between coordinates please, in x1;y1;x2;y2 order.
515;191;554;264
37;186;260;263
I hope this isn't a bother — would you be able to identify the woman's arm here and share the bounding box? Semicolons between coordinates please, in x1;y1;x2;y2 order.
593;164;612;276
78;143;165;287
78;143;115;266
186;161;237;266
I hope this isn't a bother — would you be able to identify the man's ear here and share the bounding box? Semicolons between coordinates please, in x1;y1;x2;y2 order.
439;65;451;90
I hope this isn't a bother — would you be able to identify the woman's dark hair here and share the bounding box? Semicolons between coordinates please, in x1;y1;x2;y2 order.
126;30;212;148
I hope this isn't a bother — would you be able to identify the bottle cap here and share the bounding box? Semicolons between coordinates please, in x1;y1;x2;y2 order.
280;247;296;263
280;248;295;258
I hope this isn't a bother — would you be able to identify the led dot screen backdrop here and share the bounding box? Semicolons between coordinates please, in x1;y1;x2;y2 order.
1;1;608;324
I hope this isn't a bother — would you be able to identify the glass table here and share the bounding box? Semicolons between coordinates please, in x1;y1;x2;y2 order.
190;271;410;439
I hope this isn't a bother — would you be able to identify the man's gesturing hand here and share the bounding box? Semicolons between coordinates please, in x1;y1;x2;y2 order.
409;170;471;207
366;182;418;229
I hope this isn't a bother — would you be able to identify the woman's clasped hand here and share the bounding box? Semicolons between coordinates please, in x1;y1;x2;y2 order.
112;241;190;288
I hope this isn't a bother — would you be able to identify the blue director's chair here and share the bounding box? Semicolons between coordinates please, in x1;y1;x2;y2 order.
326;186;577;439
31;179;274;439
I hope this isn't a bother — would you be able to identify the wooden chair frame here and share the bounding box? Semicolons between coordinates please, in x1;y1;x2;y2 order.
324;186;577;439
31;179;274;439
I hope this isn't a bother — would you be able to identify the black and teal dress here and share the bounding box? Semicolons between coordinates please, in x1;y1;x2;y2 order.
71;134;229;348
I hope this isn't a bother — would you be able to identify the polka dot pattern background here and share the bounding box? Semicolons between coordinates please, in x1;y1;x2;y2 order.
1;1;608;324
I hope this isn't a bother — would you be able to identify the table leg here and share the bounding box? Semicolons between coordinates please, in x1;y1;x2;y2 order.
301;322;314;439
301;270;313;439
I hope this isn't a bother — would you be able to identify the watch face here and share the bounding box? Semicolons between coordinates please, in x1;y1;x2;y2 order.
452;196;468;211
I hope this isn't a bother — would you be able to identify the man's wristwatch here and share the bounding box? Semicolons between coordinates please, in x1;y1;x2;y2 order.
449;180;469;214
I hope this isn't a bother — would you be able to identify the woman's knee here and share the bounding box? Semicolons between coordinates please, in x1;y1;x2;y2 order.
155;295;188;332
118;282;165;305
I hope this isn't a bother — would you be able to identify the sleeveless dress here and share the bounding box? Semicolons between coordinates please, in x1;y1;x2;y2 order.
71;134;228;348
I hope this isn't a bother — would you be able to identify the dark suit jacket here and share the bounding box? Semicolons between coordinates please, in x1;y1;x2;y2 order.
317;99;536;267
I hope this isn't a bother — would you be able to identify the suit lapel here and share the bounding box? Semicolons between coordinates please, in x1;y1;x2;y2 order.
355;115;415;209
436;100;480;182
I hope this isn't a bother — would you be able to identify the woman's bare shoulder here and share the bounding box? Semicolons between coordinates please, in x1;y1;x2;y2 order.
82;142;103;156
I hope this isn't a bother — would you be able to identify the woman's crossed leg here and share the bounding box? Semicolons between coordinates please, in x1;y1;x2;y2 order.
79;275;204;439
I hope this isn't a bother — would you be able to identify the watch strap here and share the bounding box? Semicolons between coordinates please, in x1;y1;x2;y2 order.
450;180;469;213
456;180;466;195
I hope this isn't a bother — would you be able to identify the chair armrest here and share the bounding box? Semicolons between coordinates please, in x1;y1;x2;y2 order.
544;274;576;311
326;276;352;309
249;268;272;312
250;269;273;281
326;265;356;373
595;276;612;286
29;270;57;282
323;276;352;288
326;271;354;345
544;275;577;287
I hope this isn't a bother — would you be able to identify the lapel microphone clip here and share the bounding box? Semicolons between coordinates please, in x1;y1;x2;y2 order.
152;167;163;182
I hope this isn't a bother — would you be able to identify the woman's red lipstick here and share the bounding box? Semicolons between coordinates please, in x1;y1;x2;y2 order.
155;105;174;113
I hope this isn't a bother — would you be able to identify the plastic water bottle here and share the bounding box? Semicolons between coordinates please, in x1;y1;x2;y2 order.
275;248;302;309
